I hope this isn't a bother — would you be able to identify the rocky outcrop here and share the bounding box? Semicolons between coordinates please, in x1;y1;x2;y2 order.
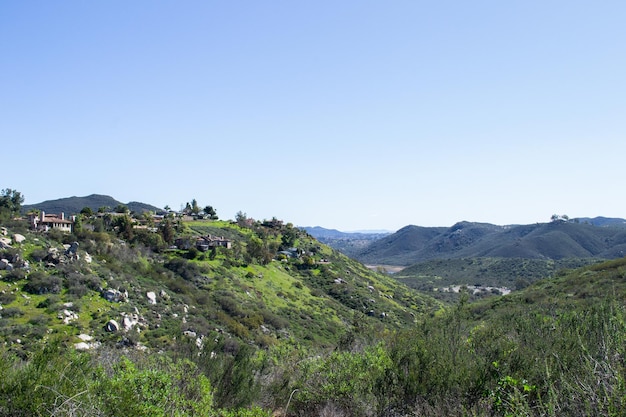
102;288;128;303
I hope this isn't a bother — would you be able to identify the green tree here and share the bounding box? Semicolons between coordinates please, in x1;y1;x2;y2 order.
115;204;129;214
159;218;176;244
0;188;24;220
191;199;200;215
80;206;94;217
204;205;218;220
281;224;298;248
113;214;134;240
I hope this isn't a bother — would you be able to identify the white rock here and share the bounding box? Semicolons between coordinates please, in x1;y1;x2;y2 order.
12;234;25;244
78;334;93;342
146;291;157;305
105;319;120;332
74;342;91;350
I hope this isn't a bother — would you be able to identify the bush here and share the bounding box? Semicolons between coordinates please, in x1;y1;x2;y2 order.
0;292;16;305
96;356;214;417
23;271;62;294
1;307;23;318
2;269;26;283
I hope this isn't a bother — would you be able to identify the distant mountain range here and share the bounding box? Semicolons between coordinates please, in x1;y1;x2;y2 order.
353;219;626;266
302;226;392;257
21;194;162;215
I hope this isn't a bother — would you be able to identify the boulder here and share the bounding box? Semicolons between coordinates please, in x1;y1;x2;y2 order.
64;242;79;255
105;319;120;332
122;314;139;331
0;259;8;270
146;291;157;305
78;334;93;342
0;237;11;248
59;309;79;324
102;288;127;303
84;253;92;263
183;330;197;338
12;234;25;244
74;342;91;350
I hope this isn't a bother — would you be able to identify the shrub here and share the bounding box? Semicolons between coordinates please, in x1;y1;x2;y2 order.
23;271;62;294
2;269;26;283
0;292;16;305
1;307;23;318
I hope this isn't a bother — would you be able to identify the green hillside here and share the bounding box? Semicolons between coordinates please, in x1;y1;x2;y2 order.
0;218;438;357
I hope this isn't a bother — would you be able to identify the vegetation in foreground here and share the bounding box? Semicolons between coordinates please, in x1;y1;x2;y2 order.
2;259;626;416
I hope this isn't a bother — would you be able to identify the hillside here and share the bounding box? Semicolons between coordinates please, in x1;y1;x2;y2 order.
395;257;600;301
0;217;439;358
21;194;162;215
355;219;626;266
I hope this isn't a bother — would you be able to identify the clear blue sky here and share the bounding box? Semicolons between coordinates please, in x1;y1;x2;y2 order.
2;1;625;231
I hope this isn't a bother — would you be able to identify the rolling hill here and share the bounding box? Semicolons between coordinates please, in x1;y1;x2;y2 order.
354;219;626;266
21;194;162;215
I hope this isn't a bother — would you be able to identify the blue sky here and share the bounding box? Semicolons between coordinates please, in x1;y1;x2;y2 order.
2;1;625;231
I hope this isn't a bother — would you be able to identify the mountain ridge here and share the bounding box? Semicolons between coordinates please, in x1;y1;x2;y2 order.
21;194;162;215
353;218;626;266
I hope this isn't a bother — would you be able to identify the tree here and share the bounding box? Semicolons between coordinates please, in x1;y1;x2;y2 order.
204;205;218;220
235;211;251;227
80;206;94;217
191;199;200;215
159;219;175;245
113;214;134;240
0;188;24;219
115;204;129;214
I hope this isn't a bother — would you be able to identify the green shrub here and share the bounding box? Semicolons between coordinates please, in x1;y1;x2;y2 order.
23;271;61;294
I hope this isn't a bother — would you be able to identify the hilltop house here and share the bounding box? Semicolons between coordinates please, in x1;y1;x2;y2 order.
29;211;74;233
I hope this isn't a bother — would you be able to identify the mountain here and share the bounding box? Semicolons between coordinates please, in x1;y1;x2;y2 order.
303;226;392;258
22;194;162;215
354;220;626;266
574;216;626;227
303;226;392;240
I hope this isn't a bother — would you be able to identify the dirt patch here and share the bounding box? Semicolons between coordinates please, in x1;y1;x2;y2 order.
365;265;405;274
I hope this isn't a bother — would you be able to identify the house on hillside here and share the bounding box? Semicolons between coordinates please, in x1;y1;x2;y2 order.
29;211;74;233
174;235;232;251
196;235;232;251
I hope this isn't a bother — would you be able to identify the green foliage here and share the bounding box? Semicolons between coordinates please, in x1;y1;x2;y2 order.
0;188;24;221
96;356;213;417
